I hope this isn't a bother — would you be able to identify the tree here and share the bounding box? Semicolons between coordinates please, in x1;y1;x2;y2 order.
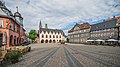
28;30;37;41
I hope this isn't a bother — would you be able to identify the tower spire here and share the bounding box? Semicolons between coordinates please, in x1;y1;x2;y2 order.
39;20;42;28
16;6;18;12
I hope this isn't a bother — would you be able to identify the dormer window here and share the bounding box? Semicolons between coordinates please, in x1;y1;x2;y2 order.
44;31;46;34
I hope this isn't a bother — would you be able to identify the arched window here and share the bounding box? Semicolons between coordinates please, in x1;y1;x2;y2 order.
14;36;16;45
10;35;13;46
53;40;55;43
56;35;58;38
49;40;52;43
49;35;51;38
59;40;61;42
42;34;44;38
41;39;44;43
59;35;61;38
46;35;48;38
53;35;55;38
45;40;48;43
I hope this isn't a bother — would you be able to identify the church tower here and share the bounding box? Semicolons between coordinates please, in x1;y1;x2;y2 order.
39;20;42;28
14;6;23;26
45;24;48;29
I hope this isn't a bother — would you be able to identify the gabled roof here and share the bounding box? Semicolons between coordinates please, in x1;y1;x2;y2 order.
39;28;63;33
68;23;90;33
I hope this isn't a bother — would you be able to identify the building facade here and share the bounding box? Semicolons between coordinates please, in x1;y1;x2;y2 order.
37;21;65;43
68;16;120;45
68;23;90;44
0;1;26;48
89;16;120;45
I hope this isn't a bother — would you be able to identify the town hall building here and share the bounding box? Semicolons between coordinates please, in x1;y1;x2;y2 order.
36;20;65;43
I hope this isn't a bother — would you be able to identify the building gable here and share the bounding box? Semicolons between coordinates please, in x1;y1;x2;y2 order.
73;25;80;31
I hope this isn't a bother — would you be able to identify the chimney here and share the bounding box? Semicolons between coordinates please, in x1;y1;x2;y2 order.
45;24;48;29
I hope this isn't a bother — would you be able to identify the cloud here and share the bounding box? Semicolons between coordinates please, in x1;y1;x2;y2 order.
4;0;120;35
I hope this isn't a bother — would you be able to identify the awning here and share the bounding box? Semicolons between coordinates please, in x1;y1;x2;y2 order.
95;39;105;42
107;39;118;41
87;40;94;42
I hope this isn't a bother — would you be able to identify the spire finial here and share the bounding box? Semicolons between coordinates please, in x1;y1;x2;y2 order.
16;6;18;12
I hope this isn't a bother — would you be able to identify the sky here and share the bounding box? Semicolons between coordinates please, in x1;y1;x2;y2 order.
3;0;120;35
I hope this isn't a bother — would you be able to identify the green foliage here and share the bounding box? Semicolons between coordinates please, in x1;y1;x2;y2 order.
28;30;37;41
6;50;22;63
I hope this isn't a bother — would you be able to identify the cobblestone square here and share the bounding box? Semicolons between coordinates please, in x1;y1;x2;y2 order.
6;43;120;67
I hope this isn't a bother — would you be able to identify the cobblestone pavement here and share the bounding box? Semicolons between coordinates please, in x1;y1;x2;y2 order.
6;43;120;67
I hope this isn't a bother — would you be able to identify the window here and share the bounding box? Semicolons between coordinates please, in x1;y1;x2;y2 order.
56;35;58;38
46;35;48;38
0;20;4;27
44;31;46;34
15;25;17;32
42;34;44;38
53;35;55;38
96;27;98;29
51;31;53;34
49;35;51;38
59;35;61;38
10;23;13;30
104;25;106;27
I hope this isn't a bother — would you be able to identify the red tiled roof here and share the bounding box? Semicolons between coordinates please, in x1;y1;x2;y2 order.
68;23;90;33
104;16;120;22
77;23;90;30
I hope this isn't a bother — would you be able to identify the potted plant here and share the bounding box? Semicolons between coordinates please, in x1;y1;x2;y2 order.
6;50;22;63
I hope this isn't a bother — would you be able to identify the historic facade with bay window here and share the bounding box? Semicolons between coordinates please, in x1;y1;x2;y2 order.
0;1;26;48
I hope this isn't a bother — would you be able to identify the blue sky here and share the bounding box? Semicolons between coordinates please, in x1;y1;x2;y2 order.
4;0;120;35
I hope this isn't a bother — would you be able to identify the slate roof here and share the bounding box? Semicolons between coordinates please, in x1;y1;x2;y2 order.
39;28;63;33
0;1;24;26
91;18;118;31
0;1;25;31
